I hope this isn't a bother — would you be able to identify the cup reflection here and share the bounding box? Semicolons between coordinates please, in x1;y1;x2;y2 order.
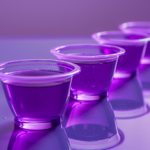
109;75;148;118
7;124;71;150
62;97;123;150
139;63;150;100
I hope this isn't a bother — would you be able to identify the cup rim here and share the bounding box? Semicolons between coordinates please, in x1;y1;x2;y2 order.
50;44;125;62
92;30;150;45
0;59;80;83
119;21;150;32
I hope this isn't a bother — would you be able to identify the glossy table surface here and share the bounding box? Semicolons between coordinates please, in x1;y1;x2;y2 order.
0;37;150;150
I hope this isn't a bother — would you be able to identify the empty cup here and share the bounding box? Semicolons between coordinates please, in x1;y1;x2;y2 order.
0;59;80;130
51;44;125;101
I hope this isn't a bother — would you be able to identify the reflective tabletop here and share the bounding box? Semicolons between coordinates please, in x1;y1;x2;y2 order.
0;37;150;150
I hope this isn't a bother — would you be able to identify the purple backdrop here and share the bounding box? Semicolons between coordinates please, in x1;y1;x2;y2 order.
0;0;150;37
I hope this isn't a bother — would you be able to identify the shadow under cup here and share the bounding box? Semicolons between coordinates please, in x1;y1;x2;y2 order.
51;44;125;101
0;59;80;130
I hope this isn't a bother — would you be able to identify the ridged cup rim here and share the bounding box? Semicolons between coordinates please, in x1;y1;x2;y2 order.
119;21;150;33
50;44;125;62
92;30;150;45
0;59;80;83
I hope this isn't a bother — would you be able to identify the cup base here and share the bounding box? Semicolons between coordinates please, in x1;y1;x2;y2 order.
113;105;148;119
70;92;107;101
15;118;61;130
114;71;137;79
141;58;150;64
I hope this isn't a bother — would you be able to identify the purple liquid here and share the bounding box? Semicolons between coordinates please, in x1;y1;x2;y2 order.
120;26;150;59
71;60;117;96
116;44;145;73
2;70;71;123
101;34;146;74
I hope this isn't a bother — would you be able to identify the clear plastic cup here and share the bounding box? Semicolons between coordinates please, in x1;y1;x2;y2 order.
119;22;150;64
0;59;80;130
92;31;149;78
118;22;150;96
51;44;125;101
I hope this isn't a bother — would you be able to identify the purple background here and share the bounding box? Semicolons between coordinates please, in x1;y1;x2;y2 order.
0;0;150;37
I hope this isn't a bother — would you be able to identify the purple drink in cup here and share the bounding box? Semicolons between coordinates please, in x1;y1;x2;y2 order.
51;44;125;101
119;22;150;64
92;31;149;78
0;59;80;130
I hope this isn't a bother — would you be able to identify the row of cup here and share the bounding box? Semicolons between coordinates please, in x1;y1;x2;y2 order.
0;45;124;129
0;45;125;150
0;22;149;130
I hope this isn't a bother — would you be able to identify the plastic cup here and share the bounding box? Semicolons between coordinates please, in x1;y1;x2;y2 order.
92;31;149;118
0;59;80;130
119;22;150;64
51;44;125;101
92;31;149;78
119;22;150;96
